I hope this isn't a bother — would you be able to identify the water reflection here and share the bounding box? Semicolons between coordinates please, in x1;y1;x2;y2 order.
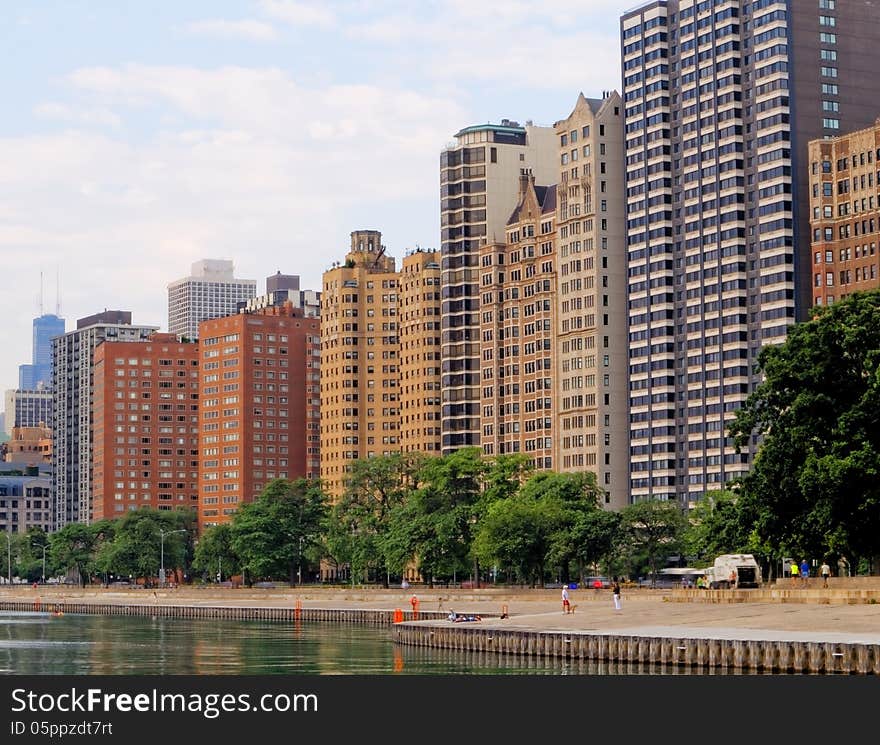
1;611;770;676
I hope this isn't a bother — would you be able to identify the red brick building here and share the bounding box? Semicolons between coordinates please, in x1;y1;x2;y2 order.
92;333;200;520
198;303;320;530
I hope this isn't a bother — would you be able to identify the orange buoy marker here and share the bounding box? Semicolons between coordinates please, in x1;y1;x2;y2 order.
393;608;404;623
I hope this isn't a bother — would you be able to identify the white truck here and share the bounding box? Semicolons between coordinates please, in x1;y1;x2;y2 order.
704;554;762;589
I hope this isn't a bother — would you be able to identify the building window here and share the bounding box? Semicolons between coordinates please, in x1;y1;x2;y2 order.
822;118;839;130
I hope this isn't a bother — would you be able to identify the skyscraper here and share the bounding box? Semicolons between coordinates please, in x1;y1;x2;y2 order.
440;120;557;454
554;93;628;508
18;313;65;390
52;311;158;528
620;0;880;504
320;231;401;498
167;259;257;341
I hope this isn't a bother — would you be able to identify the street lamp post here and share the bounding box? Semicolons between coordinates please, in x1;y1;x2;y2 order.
298;535;304;586
159;529;187;588
4;532;11;586
33;542;47;583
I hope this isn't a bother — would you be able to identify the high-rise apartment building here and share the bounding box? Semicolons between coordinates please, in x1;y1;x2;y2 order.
52;311;158;528
808;119;880;306
19;313;65;390
554;93;628;508
440;121;557;454
4;389;52;437
399;250;442;455
92;333;200;521
320;231;400;498
621;0;880;504
479;176;557;468
167;259;257;341
198;303;320;530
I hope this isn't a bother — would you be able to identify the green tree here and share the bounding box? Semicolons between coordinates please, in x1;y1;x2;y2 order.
331;453;424;586
730;290;880;570
570;509;621;582
192;523;238;582
619;500;686;585
49;523;97;586
519;471;604;584
100;509;192;586
409;448;485;586
683;489;747;565
230;478;328;585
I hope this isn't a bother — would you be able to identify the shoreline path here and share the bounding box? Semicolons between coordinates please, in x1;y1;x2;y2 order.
2;585;879;645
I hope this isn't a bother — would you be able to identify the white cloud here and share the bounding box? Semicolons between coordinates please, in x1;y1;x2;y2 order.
181;19;278;42
259;0;336;28
0;64;465;389
33;102;121;127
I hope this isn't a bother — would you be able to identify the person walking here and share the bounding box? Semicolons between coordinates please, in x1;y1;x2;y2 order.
799;559;810;587
790;560;799;586
612;580;622;612
561;584;571;614
820;561;831;589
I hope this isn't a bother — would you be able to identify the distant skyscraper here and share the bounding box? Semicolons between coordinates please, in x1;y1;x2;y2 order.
52;311;158;528
4;388;52;437
18;313;65;390
440;119;557;454
620;0;880;504
239;272;321;317
167;259;257;341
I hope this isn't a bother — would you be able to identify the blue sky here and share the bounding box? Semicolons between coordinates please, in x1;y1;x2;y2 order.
1;0;633;392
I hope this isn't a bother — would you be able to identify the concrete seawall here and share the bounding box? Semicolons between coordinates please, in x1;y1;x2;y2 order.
392;622;880;674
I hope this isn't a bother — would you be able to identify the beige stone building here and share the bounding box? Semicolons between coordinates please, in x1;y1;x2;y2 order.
4;425;51;466
554;92;628;509
399;250;442;454
440;120;557;454
479;175;557;468
809;120;880;307
321;231;402;499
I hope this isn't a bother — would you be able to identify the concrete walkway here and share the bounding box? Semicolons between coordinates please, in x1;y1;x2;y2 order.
3;585;879;645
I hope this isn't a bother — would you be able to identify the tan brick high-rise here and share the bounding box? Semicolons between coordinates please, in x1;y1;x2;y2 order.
399;250;442;454
321;231;442;499
479;175;557;468
198;304;320;530
321;231;400;498
554;93;627;508
92;333;199;521
809;120;880;307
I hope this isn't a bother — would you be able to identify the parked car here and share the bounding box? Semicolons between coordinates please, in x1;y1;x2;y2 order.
585;576;611;589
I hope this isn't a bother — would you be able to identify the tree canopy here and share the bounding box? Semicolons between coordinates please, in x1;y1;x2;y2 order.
730;290;880;569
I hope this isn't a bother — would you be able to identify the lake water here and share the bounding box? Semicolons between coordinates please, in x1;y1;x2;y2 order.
0;611;747;675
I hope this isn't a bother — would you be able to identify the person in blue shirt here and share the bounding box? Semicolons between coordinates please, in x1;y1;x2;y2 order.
799;559;810;587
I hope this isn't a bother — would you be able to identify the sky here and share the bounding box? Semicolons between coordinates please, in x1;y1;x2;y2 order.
1;0;635;392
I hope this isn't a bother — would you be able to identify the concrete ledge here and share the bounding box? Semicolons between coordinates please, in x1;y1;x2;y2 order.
392;622;880;674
